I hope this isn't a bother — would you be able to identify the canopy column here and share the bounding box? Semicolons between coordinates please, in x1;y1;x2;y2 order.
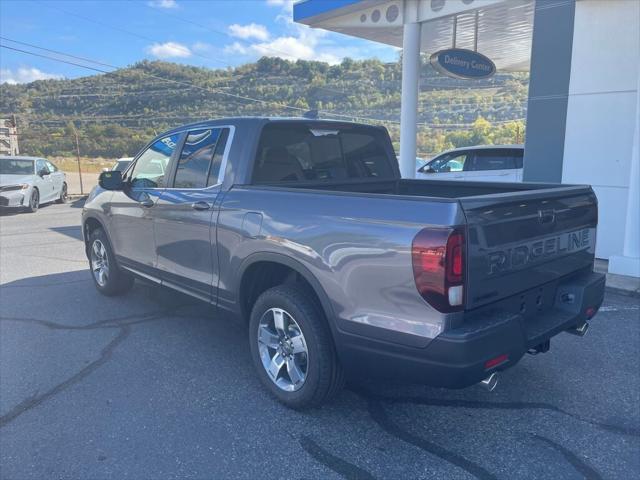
399;21;421;179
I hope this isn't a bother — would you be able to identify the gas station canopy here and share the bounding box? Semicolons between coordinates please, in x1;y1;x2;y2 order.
294;0;534;71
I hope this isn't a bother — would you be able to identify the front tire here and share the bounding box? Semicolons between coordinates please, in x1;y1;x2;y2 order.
88;228;134;296
26;188;39;213
249;284;344;409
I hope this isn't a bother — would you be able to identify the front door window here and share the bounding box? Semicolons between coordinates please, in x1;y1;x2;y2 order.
129;134;180;188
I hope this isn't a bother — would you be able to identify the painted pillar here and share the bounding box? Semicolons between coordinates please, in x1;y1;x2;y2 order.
522;0;576;182
399;21;421;179
609;65;640;277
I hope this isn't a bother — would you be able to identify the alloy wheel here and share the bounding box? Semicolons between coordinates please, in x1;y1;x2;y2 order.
90;239;110;287
257;307;309;392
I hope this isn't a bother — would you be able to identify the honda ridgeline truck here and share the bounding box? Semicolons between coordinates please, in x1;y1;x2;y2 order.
82;118;605;408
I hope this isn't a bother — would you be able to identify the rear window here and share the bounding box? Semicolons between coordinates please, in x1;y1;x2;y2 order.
467;150;518;171
252;123;395;183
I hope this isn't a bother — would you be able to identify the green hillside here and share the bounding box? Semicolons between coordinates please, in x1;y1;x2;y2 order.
0;57;528;159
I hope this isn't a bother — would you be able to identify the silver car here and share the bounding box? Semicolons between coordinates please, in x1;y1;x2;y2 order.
0;156;68;212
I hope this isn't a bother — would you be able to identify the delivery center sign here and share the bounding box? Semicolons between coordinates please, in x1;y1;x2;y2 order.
429;48;496;80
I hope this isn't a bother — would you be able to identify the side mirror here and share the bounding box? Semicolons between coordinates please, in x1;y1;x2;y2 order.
38;168;49;177
99;170;124;191
425;167;436;173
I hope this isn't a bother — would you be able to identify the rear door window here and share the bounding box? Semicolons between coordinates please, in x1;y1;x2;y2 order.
467;151;517;171
173;128;229;188
514;149;524;168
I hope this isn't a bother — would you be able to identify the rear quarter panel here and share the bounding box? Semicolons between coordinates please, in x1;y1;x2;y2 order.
217;186;466;347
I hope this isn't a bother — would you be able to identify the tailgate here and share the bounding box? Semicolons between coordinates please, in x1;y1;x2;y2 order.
460;186;598;310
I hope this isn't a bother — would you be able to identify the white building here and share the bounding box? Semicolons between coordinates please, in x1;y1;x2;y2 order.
0;116;19;156
294;0;640;278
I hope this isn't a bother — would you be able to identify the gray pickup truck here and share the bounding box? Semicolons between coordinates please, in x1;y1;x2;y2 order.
82;118;605;408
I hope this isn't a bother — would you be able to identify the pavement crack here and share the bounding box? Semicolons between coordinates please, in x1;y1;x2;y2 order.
358;391;640;438
365;397;497;480
0;306;192;331
0;326;130;429
299;435;377;480
0;278;88;289
531;434;603;480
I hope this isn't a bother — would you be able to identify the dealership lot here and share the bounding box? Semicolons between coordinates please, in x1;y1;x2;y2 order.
1;203;638;480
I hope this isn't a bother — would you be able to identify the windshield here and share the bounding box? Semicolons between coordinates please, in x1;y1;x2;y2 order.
0;159;34;175
114;160;131;171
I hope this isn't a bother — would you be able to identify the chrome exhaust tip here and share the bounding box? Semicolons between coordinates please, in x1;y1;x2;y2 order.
567;322;589;337
480;373;498;392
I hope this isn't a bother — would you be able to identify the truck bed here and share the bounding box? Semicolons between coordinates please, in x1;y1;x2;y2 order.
266;178;576;199
243;177;597;312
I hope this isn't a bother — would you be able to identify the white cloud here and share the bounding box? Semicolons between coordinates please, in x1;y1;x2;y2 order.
267;0;294;12
228;23;270;41
223;2;346;65
224;42;250;56
0;67;63;84
257;36;340;64
224;0;390;65
192;41;213;53
147;0;178;8
146;41;192;59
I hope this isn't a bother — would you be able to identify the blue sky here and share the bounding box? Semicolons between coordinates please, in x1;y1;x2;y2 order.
0;0;399;84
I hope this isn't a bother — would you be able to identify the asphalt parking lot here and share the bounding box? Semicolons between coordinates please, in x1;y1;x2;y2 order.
1;202;639;480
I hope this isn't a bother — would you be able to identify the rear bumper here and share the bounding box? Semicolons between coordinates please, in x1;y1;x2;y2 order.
337;269;605;388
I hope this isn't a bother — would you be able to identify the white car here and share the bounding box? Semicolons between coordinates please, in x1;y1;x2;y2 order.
0;156;67;212
416;145;524;182
104;157;134;173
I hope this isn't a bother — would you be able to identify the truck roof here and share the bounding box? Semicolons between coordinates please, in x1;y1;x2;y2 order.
161;116;382;137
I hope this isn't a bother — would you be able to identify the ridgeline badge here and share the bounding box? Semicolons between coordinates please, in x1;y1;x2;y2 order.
429;48;496;80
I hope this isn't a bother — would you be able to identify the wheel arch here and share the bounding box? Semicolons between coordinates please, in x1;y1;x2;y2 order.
236;252;338;336
82;215;113;259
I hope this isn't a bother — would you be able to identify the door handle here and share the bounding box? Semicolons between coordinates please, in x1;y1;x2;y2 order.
191;201;211;211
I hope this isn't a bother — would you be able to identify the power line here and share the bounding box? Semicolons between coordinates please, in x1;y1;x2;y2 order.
0;40;295;112
0;37;406;125
0;45;112;75
0;36;118;71
36;1;232;68
1;43;526;128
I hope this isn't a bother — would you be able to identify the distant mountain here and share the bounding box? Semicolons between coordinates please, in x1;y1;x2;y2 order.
0;57;528;159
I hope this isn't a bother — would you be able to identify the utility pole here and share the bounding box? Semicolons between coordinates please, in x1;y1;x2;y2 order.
73;126;84;195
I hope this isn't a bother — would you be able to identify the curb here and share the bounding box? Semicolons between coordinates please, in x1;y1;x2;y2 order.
605;285;640;298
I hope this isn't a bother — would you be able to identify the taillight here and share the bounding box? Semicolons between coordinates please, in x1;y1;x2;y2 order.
412;226;466;312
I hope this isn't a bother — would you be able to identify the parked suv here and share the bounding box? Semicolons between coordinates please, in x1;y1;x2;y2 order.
417;145;524;182
83;119;603;408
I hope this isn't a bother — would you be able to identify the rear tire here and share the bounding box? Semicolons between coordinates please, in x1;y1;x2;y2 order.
249;284;344;409
88;228;134;296
57;183;68;204
26;189;39;213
